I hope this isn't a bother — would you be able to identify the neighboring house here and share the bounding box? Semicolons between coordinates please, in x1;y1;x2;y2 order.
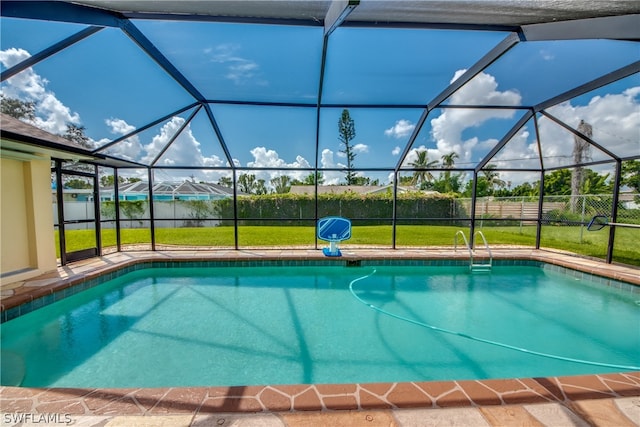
99;180;239;201
289;184;422;196
62;189;94;202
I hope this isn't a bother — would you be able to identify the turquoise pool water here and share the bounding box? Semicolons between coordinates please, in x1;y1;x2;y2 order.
1;265;638;387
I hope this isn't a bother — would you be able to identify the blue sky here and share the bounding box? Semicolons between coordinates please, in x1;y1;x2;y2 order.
1;16;638;186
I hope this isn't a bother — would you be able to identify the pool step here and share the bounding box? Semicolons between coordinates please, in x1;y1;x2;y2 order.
470;263;492;272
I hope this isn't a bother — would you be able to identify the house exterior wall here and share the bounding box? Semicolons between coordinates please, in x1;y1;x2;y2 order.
1;157;57;281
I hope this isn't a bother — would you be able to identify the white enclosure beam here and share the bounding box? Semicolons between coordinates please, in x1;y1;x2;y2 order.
325;0;360;36
522;14;640;41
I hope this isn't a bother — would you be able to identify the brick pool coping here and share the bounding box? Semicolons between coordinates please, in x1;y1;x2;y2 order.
1;372;639;416
1;248;639;423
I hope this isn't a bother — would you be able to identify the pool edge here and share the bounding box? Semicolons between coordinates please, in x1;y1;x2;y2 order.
1;248;638;321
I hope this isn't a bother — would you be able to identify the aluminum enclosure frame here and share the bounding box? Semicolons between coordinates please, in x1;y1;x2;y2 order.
2;1;638;264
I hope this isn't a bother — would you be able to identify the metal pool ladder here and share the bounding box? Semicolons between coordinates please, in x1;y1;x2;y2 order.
454;230;493;272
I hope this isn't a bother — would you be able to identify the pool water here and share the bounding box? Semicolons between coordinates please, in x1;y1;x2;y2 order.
1;265;638;387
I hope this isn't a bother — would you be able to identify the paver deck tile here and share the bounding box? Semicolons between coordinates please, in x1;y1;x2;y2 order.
281;410;396;427
479;405;545;426
523;403;591;427
569;398;638;427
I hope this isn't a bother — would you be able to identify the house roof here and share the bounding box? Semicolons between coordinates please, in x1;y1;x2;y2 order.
289;185;416;195
109;180;240;196
0;113;96;161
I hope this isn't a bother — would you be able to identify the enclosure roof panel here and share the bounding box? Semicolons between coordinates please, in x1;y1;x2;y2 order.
73;0;640;27
1;1;638;177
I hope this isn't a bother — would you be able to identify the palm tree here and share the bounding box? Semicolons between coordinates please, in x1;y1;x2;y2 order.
482;164;506;193
441;152;459;193
408;150;438;188
441;151;459;169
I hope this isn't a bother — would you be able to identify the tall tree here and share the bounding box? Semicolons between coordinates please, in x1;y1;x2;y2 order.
59;123;95;174
302;171;324;186
571;119;593;211
271;175;291;194
351;176;379;186
255;179;268;195
398;175;414;185
99;175;125;187
433;173;463;194
463;176;491;197
543;169;573;195
65;178;92;189
441;151;459;193
0;95;36;120
542;168;610;196
621;160;640;194
338;109;357;185
218;176;233;188
581;171;611;195
62;123;93;149
237;173;258;194
408;150;438;189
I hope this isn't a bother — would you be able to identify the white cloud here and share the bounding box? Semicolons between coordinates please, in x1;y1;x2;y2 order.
246;146;312;184
0;47;81;135
448;69;522;106
421;70;522;168
150;117;226;168
206;43;265;86
542;87;640;166
247;146;310;169
392;146;401;156
335;143;368;157
106;118;136;135
384;119;415;139
101;116;230;182
99;118;143;160
320;148;346;185
540;49;555;61
353;143;369;154
489;128;541;185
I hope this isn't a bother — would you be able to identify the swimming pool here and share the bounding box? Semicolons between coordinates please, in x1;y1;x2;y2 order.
1;262;638;388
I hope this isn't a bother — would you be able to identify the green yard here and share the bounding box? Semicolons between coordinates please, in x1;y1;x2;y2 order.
56;224;639;266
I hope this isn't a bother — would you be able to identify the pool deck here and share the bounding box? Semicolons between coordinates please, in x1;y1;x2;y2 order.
1;247;639;426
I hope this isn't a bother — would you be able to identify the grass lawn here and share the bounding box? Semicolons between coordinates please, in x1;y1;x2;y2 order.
56;225;640;265
56;224;640;266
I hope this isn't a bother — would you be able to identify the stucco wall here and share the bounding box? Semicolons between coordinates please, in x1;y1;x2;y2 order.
1;157;57;281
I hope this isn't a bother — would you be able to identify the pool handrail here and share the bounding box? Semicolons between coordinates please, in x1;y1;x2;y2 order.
454;230;492;271
472;230;492;271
